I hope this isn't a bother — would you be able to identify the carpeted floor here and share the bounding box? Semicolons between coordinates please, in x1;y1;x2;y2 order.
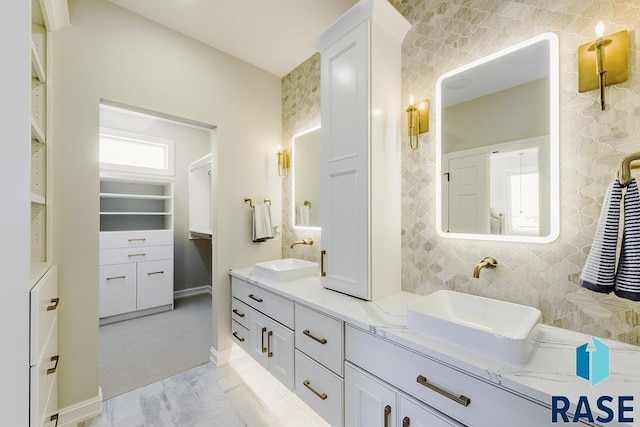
99;293;212;400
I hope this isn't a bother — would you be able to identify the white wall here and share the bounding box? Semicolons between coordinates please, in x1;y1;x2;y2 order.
0;1;31;424
99;105;213;292
53;0;282;409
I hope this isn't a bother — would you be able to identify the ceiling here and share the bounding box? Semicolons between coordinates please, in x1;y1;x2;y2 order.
108;0;358;77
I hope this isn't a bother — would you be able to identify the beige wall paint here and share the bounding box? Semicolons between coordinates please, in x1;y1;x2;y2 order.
282;1;640;346
53;0;281;408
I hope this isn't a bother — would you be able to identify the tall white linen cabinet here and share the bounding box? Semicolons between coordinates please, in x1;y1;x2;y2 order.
316;0;410;300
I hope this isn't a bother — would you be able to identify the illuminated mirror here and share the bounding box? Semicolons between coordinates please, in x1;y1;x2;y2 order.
292;126;321;230
436;33;559;243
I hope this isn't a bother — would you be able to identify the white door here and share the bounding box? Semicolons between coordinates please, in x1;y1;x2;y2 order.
345;363;398;427
399;394;461;427
267;320;294;391
136;259;173;310
321;19;370;299
447;153;489;234
248;309;269;369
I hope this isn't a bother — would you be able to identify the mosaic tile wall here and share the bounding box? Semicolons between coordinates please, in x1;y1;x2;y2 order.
282;0;640;345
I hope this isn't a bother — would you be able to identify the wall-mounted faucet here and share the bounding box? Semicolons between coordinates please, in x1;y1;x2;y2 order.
473;256;498;278
290;238;313;249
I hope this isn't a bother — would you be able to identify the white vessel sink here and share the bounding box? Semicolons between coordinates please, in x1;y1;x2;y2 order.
254;258;319;282
406;290;541;365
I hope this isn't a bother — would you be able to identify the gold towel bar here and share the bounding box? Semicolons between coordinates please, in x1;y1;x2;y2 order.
244;197;271;208
618;152;640;187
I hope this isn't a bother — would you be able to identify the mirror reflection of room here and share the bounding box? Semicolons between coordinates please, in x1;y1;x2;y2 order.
437;33;558;242
293;126;321;229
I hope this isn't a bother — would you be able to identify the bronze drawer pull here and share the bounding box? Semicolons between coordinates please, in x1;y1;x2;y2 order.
232;332;245;342
127;238;146;242
147;271;164;276
402;416;410;427
261;327;267;353
232;309;245;318
248;294;263;303
47;355;59;375
50;414;59;427
384;405;391;427
128;253;146;257
46;298;59;311
416;375;470;407
320;250;326;277
106;275;126;281
267;330;273;357
303;380;327;400
303;329;327;344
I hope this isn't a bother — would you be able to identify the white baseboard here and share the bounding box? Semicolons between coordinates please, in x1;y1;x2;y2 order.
58;387;103;427
174;285;212;299
210;346;232;367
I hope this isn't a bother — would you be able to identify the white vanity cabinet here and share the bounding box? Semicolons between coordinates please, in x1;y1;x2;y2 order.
316;0;409;300
345;363;462;427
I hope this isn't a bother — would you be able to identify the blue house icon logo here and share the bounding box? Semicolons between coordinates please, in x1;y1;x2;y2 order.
576;337;609;386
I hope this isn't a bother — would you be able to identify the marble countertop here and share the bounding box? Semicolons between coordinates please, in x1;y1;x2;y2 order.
230;267;640;419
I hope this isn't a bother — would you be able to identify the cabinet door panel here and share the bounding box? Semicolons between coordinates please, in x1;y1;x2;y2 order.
99;263;136;318
345;363;397;427
248;309;269;369
267;319;294;391
399;394;461;427
136;259;173;310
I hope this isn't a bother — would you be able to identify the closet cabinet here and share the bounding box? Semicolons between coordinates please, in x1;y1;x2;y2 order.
316;0;410;300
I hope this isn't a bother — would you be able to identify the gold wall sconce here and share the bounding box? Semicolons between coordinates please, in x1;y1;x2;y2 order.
578;22;629;110
277;145;291;178
406;95;429;150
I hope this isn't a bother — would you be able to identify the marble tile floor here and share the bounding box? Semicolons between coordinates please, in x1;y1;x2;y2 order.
82;346;329;427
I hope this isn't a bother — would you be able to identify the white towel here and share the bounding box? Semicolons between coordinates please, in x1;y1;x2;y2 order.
579;179;623;294
296;205;310;227
252;203;274;242
615;178;640;301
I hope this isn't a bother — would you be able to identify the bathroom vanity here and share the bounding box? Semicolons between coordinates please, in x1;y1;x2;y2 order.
230;267;640;427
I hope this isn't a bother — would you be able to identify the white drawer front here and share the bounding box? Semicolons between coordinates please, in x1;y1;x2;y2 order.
346;325;549;427
231;320;249;353
295;303;344;376
30;320;58;427
136;259;174;311
231;277;294;329
399;393;463;427
100;245;173;266
231;298;250;329
99;263;137;318
30;265;58;366
295;350;343;427
100;230;173;249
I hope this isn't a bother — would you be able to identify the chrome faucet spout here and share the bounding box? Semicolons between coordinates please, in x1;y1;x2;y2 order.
290;238;314;249
473;256;498;278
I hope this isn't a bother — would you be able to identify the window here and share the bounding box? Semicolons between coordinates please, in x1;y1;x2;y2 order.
100;128;174;176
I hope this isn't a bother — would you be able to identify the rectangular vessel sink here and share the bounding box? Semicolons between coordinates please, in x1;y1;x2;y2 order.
254;258;319;282
406;290;541;364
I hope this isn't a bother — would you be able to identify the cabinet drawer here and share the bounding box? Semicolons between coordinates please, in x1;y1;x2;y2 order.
399;393;463;427
231;320;249;353
137;259;174;311
99;263;137;318
100;245;173;266
346;325;549;427
100;230;173;249
231;298;250;329
30;266;58;366
30;321;58;427
231;277;294;329
295;303;344;376
295;350;343;427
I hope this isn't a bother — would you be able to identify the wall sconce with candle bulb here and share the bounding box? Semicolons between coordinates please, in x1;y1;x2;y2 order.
276;145;291;178
406;95;429;150
578;22;629;110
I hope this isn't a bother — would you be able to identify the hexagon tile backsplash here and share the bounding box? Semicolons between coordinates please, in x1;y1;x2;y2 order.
282;0;640;345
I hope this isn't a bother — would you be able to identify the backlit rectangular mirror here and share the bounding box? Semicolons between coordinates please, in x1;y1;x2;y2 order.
436;33;559;243
292;126;321;230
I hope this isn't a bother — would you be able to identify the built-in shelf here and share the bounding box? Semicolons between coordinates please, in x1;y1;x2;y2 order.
31;118;45;144
99;212;172;216
31;193;46;205
30;40;46;83
99;193;171;200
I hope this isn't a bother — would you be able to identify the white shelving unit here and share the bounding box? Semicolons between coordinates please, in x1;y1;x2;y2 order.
188;153;213;238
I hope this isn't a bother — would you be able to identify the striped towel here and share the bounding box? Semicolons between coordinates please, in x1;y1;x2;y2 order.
579;179;623;293
615;178;640;301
